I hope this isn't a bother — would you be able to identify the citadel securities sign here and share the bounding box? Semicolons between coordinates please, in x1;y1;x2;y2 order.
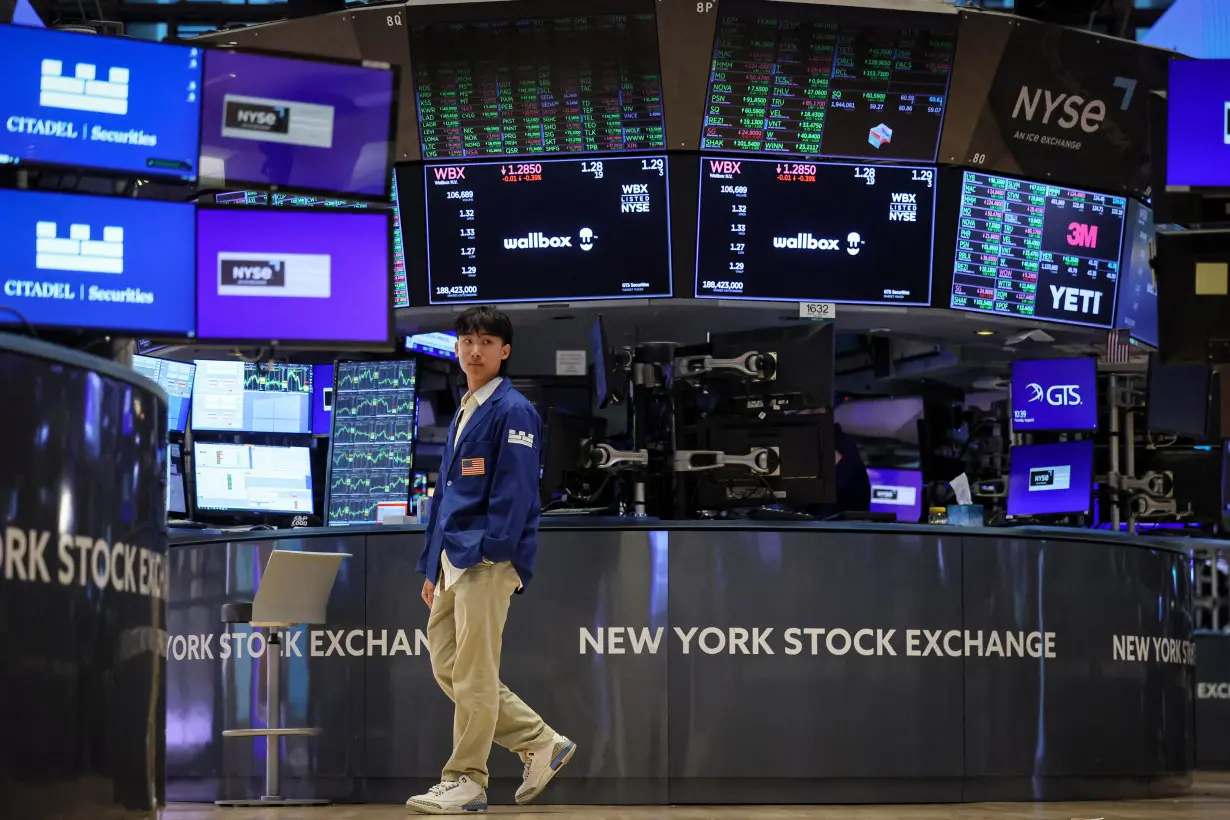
938;10;1182;196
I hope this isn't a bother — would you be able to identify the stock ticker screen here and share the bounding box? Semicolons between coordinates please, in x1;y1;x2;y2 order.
326;360;418;526
409;12;665;159
950;172;1127;328
191;359;313;434
695;157;935;304
700;1;956;162
423;155;672;304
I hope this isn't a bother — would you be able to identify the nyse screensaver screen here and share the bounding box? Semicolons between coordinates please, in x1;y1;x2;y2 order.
423;155;672;304
695;157;935;304
700;1;955;162
950;171;1126;328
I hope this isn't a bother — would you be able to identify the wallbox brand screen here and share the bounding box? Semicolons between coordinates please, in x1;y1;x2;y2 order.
1166;59;1230;188
866;467;924;523
423;156;672;304
695;157;935;304
950;171;1126;328
195;208;391;345
0;189;195;335
1115;200;1158;349
1010;357;1097;432
0;25;202;181
1007;440;1094;517
199;49;395;198
700;0;956;162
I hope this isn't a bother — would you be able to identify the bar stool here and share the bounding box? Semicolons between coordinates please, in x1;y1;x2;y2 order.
215;549;349;808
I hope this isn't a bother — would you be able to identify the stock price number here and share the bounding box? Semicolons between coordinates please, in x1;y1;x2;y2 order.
641;157;666;176
437;285;478;297
702;280;744;293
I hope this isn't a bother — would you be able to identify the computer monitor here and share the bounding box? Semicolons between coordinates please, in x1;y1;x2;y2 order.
405;332;457;360
867;467;923;523
692;414;836;510
132;355;196;435
197;48;396;199
1146;354;1211;439
0;189;196;337
193;441;314;516
191;359;313;434
695;158;936;304
1007;440;1094;518
167;442;187;516
325;359;418;525
422;155;672;305
541;408;608;504
1010;358;1097;432
311;362;334;436
194;206;393;349
949;171;1127;328
1166;59;1230;190
1155;227;1230;364
0;26;201;181
707;322;836;413
1115;200;1158;349
592;314;623;410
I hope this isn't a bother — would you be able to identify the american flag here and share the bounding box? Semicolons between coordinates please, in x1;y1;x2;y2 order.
1106;328;1132;364
461;458;485;476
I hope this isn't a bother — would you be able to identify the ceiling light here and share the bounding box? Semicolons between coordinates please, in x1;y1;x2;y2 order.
975;330;995;336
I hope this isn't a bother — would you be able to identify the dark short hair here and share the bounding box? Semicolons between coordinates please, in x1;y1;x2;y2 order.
454;305;513;346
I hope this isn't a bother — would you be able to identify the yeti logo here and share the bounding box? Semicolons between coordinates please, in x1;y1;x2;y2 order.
579;228;596;252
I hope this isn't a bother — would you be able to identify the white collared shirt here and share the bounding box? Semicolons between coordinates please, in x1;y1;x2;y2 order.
439;377;502;592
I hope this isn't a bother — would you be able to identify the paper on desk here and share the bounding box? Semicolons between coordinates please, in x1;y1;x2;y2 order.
950;473;973;506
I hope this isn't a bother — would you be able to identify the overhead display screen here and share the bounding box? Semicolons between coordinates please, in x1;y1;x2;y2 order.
199;49;396;199
695;157;935;304
1115;200;1157;348
1167;60;1230;189
949;171;1126;328
423;155;672;305
195;207;392;347
0;25;201;181
0;189;195;337
700;0;956;162
410;11;665;160
1010;357;1097;432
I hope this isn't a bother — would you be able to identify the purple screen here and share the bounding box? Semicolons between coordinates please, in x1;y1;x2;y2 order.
200;49;395;198
1167;60;1230;188
866;468;923;523
195;208;391;345
1011;358;1097;431
1007;440;1094;517
312;363;335;435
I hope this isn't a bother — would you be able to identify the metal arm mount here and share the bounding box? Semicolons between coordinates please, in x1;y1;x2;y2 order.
674;350;775;381
1127;494;1180;518
589;443;650;471
1104;470;1172;497
672;447;780;475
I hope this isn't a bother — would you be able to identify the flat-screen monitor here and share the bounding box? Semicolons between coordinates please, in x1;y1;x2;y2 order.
193;441;314;515
1010;357;1097;432
1007;440;1094;518
1166;59;1230;189
1115;200;1157;349
0;26;202;181
194;207;393;348
408;7;665;159
866;467;923;523
405;331;457;360
167;442;187;516
1154;228;1230;364
423;155;672;304
0;189;196;337
131;355;196;434
695;157;935;303
198;48;396;199
312;362;334;436
1146;355;1211;439
700;0;956;162
191;359;313;434
949;171;1127;328
326;359;418;525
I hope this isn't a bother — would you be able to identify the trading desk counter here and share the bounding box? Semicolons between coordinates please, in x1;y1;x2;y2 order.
166;521;1195;805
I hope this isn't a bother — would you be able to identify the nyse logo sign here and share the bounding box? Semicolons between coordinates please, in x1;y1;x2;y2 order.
219;259;285;288
1011;78;1137;134
224;100;289;135
1050;285;1103;316
1026;382;1082;406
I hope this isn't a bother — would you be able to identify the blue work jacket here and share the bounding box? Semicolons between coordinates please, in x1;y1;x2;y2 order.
416;378;544;589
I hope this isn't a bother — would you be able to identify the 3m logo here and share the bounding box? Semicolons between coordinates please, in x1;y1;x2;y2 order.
220;94;335;149
708;160;742;175
35;221;124;274
1028;465;1071;492
216;252;332;298
40;59;130;116
1067;222;1099;249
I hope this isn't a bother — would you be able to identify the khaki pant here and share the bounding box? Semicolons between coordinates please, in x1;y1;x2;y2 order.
428;560;552;788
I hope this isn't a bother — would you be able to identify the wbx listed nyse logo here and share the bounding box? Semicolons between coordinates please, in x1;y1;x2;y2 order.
216;252;332;299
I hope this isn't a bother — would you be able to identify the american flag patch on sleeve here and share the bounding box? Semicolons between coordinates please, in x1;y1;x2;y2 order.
461;458;485;476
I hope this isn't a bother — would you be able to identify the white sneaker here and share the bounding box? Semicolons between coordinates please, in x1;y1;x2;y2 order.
515;733;576;805
405;776;487;814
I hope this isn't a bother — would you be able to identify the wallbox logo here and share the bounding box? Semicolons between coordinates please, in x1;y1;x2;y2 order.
220;94;335;149
773;233;840;251
1010;77;1137;134
504;232;576;250
1028;465;1071;492
1050;285;1103;316
1067;222;1099;249
216;252;331;298
1026;383;1082;406
35;221;124;275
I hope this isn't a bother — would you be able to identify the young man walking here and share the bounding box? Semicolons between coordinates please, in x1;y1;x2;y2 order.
407;306;575;815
